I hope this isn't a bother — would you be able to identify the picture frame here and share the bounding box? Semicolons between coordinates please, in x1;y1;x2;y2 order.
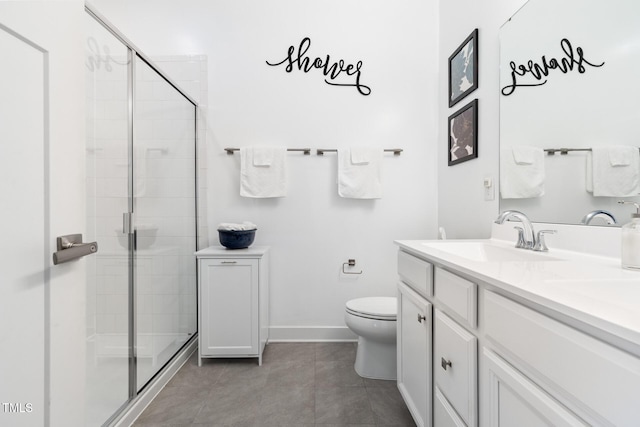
448;28;478;107
448;99;478;166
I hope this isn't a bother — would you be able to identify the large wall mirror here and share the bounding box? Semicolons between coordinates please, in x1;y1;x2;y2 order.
499;0;640;226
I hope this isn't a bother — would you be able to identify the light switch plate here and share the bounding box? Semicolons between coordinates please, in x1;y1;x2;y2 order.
484;177;494;201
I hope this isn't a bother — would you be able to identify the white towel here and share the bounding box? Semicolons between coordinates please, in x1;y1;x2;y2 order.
240;146;288;198
337;148;382;199
217;222;257;231
588;146;640;197
500;146;545;199
511;146;536;165
252;146;274;166
350;147;372;164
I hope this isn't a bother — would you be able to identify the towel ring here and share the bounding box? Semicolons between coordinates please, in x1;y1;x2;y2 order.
342;259;362;275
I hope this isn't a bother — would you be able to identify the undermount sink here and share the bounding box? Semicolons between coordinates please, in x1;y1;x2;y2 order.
420;240;561;263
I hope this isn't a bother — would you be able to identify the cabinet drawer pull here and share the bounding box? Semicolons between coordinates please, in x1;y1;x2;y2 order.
417;313;426;323
441;357;452;371
221;261;237;264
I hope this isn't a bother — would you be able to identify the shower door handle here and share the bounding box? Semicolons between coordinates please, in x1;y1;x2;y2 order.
52;234;98;265
123;212;134;234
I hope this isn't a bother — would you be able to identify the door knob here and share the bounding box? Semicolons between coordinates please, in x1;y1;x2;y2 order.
441;357;452;371
417;313;426;323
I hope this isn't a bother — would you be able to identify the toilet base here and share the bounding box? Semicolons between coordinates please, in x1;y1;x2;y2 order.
354;336;397;381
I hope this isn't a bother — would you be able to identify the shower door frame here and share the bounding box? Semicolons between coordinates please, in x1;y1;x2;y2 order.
85;4;200;424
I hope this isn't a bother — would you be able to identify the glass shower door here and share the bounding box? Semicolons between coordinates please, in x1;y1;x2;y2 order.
133;56;197;389
85;16;131;426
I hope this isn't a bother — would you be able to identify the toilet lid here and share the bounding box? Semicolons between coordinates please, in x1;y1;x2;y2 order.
346;297;397;320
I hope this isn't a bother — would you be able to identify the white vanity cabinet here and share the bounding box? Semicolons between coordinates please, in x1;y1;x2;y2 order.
396;238;640;427
195;246;269;366
397;281;432;427
483;290;640;426
397;250;478;427
397;251;433;427
482;347;585;427
433;308;477;427
432;266;478;427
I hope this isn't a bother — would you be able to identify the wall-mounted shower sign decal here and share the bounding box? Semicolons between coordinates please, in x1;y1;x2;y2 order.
266;37;371;96
501;38;604;96
85;37;129;72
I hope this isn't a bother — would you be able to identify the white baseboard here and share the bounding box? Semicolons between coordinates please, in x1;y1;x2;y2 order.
109;337;197;427
269;326;357;342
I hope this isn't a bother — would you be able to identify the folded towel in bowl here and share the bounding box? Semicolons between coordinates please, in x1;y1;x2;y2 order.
217;222;257;231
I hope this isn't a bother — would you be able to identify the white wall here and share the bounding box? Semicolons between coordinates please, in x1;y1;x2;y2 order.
90;0;440;339
437;0;527;239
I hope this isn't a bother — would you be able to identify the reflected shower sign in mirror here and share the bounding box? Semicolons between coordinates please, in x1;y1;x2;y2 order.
499;0;640;225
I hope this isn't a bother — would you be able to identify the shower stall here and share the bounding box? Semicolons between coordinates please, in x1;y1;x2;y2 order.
84;7;200;425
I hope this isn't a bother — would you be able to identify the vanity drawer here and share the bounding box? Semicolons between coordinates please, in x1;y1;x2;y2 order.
398;250;433;297
434;267;477;329
434;387;467;427
434;309;477;427
484;291;640;426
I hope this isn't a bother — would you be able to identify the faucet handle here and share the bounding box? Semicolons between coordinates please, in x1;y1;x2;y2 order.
533;229;556;252
513;226;526;249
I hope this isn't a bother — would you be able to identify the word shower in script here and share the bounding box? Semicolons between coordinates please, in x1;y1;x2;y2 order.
266;37;372;96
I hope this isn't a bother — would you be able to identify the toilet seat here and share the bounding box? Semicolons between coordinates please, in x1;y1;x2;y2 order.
346;297;396;321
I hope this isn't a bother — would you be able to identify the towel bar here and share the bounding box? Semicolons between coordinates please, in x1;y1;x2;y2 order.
544;148;591;155
316;148;403;156
224;148;311;155
543;147;640;155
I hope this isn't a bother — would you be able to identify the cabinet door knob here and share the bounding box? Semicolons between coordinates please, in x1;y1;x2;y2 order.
441;357;452;371
417;314;426;323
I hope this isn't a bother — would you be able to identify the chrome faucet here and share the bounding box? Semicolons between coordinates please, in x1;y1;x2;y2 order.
581;210;617;225
495;210;557;251
495;210;536;249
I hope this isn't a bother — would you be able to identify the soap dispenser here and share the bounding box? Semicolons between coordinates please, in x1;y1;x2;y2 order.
618;200;640;270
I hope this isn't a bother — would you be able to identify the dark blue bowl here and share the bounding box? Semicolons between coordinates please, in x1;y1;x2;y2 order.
218;229;256;249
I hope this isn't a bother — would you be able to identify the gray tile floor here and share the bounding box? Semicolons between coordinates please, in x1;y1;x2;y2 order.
133;342;416;426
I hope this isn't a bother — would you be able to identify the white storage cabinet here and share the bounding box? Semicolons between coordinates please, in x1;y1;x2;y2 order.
195;246;269;366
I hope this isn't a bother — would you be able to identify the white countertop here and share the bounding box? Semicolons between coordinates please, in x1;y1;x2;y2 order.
395;235;640;356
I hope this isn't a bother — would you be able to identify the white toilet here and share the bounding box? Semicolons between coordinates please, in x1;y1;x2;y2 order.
344;296;397;380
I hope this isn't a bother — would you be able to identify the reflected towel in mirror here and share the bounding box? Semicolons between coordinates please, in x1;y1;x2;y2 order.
500;146;545;199
587;146;640;197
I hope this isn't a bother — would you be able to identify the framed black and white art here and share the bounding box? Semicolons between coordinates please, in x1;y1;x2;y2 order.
448;99;478;166
448;29;478;107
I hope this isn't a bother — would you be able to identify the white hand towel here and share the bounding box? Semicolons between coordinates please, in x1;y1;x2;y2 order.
252;146;274;166
511;146;537;165
500;146;545;199
589;146;640;197
337;148;382;199
350;147;372;164
240;146;288;198
608;147;631;166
